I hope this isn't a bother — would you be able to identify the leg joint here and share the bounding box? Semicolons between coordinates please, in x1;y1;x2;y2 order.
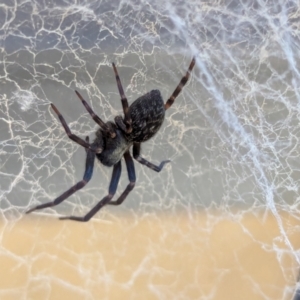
133;154;141;161
129;181;135;189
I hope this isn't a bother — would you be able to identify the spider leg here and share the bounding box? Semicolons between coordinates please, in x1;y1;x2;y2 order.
60;160;122;222
51;103;102;153
114;115;127;132
26;136;95;214
108;151;136;206
133;143;170;172
112;62;132;133
75;90;116;138
164;57;196;110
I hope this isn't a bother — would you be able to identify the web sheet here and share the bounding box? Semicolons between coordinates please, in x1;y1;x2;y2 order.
0;0;300;299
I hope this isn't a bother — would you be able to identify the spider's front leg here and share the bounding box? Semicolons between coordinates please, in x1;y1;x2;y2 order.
108;151;136;206
133;143;170;172
60;160;122;222
26;136;95;214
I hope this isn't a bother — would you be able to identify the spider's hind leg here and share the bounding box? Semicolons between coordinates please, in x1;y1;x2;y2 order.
75;90;116;138
164;57;196;110
114;115;128;133
112;62;132;133
133;143;170;172
51;103;102;153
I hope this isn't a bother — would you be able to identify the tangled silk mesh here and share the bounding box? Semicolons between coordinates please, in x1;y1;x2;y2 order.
1;0;300;298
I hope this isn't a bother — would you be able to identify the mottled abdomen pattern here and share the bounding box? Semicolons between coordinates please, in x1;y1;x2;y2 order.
127;89;165;142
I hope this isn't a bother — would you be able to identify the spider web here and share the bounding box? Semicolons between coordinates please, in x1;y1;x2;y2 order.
0;0;300;299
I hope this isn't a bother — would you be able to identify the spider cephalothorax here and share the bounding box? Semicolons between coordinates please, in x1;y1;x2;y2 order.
26;57;196;222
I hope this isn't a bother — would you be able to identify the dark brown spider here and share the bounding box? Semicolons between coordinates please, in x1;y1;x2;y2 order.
26;57;196;222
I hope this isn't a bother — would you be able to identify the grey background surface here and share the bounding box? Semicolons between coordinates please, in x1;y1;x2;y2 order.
0;0;299;221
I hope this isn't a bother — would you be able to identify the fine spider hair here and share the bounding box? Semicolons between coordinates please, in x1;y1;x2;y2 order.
26;57;196;222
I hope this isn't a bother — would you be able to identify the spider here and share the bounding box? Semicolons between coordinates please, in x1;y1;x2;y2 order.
26;57;196;222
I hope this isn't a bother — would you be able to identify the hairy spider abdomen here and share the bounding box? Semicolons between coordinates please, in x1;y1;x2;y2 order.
95;125;131;167
128;89;165;143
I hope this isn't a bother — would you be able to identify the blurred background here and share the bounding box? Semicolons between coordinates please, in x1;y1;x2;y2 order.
0;0;300;299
